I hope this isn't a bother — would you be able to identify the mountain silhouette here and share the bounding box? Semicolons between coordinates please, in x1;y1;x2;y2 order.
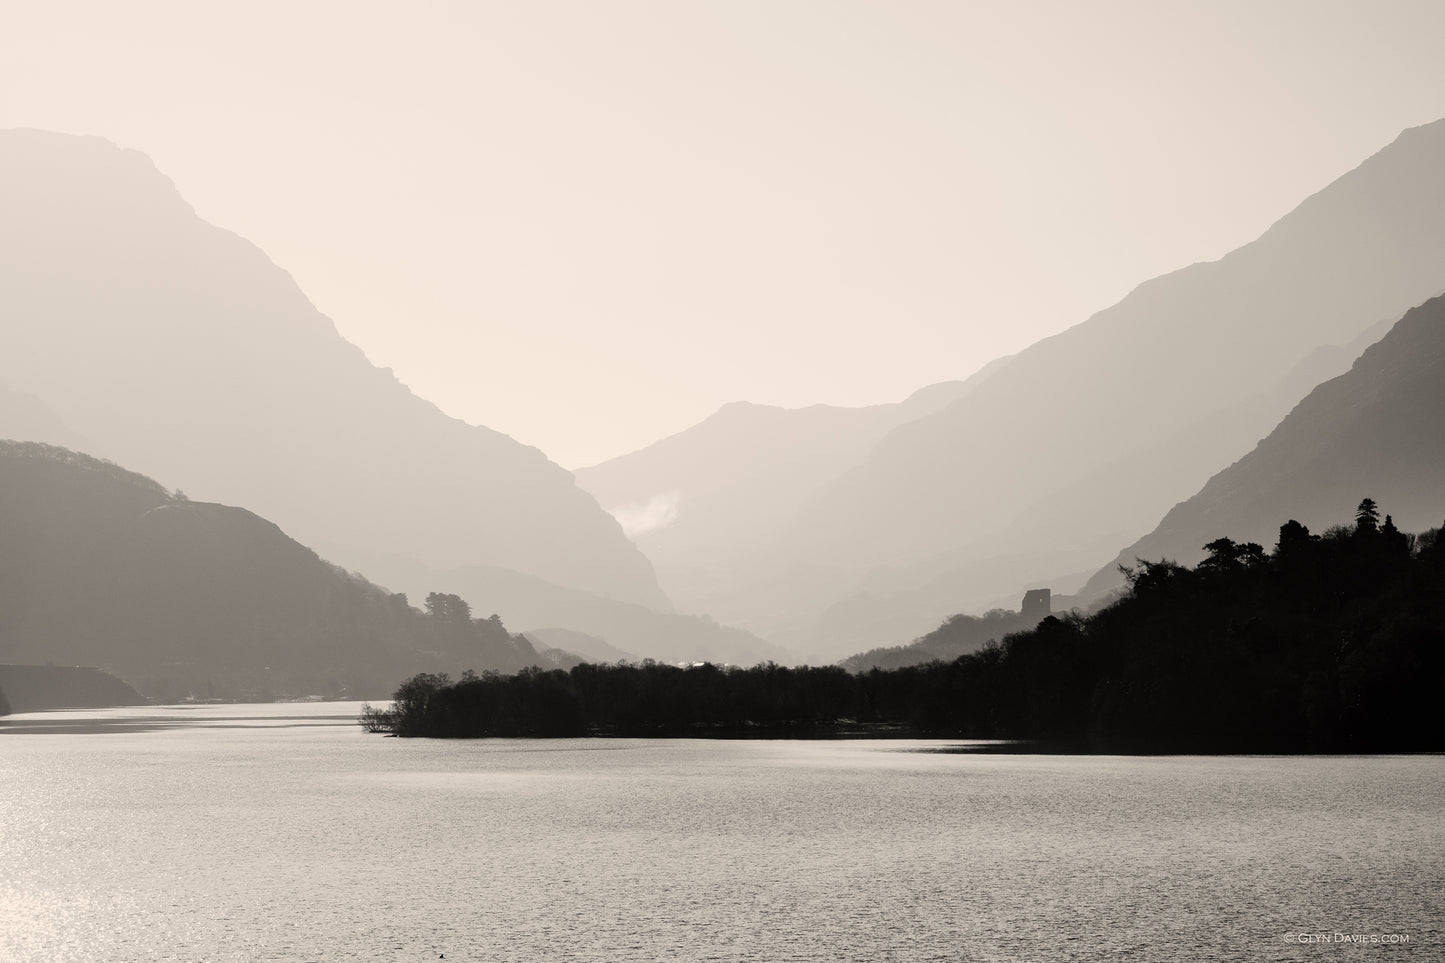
609;118;1445;655
0;129;664;610
1079;291;1445;600
575;357;1010;624
0;441;543;700
802;316;1396;657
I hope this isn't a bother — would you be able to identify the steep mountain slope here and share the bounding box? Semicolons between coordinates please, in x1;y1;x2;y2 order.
700;118;1445;651
575;357;1010;611
803;119;1445;566
0;129;663;609
795;317;1395;657
1080;291;1445;598
975;315;1397;559
0;442;542;700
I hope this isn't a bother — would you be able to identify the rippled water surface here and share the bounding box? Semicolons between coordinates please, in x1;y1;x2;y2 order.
1;703;1440;961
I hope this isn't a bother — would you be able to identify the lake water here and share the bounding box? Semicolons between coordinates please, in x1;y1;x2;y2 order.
1;703;1440;962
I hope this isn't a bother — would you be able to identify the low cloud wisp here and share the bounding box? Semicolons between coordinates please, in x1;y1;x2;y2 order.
608;491;681;539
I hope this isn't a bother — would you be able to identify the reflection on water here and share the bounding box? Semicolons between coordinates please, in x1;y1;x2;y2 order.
1;703;1441;962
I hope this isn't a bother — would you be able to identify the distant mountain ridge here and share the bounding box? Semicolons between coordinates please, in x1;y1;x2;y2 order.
1080;290;1445;599
575;356;1012;616
522;627;639;665
796;118;1445;569
354;555;787;666
797;314;1399;657
595;117;1445;657
0;128;664;611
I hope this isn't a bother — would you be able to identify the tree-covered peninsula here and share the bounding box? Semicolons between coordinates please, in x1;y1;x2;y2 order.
362;501;1444;752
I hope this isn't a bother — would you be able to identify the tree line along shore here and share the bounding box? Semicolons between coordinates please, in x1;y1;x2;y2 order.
362;500;1444;752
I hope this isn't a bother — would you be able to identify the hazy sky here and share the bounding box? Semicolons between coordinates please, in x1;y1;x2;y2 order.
5;1;1445;467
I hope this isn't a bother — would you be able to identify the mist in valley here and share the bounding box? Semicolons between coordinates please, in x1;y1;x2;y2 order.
6;4;1445;691
7;6;1445;961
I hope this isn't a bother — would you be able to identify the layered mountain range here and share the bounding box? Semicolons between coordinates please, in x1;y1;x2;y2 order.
7;118;1445;676
0;130;796;665
797;314;1399;656
0;129;660;611
1081;291;1445;599
584;118;1445;659
575;357;1011;626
